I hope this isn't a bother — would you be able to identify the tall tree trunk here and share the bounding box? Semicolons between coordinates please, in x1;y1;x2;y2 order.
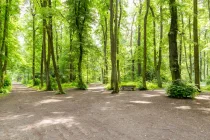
130;13;136;81
41;0;51;91
32;13;36;86
0;0;2;89
110;0;119;93
69;28;74;82
102;16;108;84
189;16;193;82
168;0;181;81
156;5;163;88
142;0;150;89
137;0;143;77
117;0;122;83
48;0;64;94
193;0;200;89
0;0;10;89
150;6;156;75
179;13;184;77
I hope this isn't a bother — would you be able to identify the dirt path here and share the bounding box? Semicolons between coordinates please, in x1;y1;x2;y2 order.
0;83;210;140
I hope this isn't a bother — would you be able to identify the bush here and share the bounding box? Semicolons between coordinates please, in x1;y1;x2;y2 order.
50;77;57;90
206;79;210;85
166;80;198;99
77;81;87;90
34;78;40;86
4;76;11;87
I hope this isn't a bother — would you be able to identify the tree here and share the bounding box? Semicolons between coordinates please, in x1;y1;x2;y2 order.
0;0;11;89
168;0;181;81
142;0;150;89
193;0;200;89
110;0;119;93
46;0;64;94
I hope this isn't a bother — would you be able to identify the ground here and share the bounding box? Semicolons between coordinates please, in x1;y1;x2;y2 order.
0;83;210;140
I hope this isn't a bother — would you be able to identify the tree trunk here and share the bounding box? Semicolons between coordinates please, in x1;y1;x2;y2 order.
168;0;181;81
69;28;74;82
150;6;156;75
47;0;64;94
156;5;163;88
193;0;200;89
110;0;119;93
0;0;10;89
32;13;36;86
130;13;136;81
137;1;143;77
102;16;108;84
189;16;193;82
142;0;150;89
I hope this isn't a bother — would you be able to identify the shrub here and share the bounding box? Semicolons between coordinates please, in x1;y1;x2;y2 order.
34;78;40;86
77;81;87;90
206;79;210;85
50;77;57;90
166;80;198;99
4;76;11;87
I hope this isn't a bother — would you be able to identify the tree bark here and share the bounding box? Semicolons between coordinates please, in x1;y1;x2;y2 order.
110;0;119;93
189;16;193;82
0;0;10;89
150;6;156;74
168;0;181;81
142;0;150;89
193;0;200;89
156;5;163;88
137;0;143;77
47;0;64;94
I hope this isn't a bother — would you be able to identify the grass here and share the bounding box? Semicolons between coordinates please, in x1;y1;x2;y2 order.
106;81;164;90
0;86;12;99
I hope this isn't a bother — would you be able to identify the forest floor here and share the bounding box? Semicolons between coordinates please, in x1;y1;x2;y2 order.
0;83;210;140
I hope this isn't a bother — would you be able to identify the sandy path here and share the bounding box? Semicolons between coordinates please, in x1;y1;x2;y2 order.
0;83;210;140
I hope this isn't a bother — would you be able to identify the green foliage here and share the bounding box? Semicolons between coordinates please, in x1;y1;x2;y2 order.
34;78;40;86
0;86;12;94
166;80;199;99
206;76;210;85
50;77;57;90
77;81;87;90
62;82;77;90
3;75;11;87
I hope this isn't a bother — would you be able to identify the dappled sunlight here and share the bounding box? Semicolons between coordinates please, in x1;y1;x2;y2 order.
154;90;166;94
101;107;113;111
34;99;63;106
88;87;105;90
129;101;152;104
195;95;210;100
0;114;33;121
51;112;65;115
197;108;210;114
20;117;78;131
66;96;73;99
175;106;192;110
142;93;161;98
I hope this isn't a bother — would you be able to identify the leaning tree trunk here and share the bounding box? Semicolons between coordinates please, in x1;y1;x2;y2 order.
142;0;150;89
193;0;200;89
168;0;181;81
48;0;64;94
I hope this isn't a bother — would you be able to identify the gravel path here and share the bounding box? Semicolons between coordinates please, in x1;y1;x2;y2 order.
0;83;210;140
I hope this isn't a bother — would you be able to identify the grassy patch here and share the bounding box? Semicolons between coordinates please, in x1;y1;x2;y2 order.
0;86;12;98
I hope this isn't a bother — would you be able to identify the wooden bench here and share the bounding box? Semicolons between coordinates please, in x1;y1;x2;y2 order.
121;85;136;91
